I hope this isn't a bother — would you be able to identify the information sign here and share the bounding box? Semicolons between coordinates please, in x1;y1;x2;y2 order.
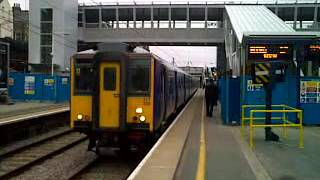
248;44;292;61
247;80;263;91
306;44;320;59
24;76;35;95
300;80;320;104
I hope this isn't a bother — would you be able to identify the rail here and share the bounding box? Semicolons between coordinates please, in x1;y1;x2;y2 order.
241;104;303;149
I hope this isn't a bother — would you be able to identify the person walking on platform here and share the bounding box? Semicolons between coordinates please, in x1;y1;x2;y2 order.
212;81;219;107
205;79;218;117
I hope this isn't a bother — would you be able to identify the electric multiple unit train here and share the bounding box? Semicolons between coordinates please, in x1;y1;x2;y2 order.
70;48;198;152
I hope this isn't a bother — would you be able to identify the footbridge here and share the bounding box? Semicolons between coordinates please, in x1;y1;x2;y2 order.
78;0;320;45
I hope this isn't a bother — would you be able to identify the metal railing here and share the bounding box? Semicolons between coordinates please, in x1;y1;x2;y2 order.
81;21;221;29
79;0;320;6
241;104;304;149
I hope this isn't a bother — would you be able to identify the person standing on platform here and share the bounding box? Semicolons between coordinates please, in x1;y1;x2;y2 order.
205;79;215;117
212;81;219;108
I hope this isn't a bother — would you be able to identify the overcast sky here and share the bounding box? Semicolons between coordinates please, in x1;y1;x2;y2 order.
10;0;220;67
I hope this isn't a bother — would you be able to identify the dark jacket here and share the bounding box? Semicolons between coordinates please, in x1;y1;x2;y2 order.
205;83;219;105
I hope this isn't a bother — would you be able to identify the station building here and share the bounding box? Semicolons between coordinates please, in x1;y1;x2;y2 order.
28;0;78;72
0;0;13;39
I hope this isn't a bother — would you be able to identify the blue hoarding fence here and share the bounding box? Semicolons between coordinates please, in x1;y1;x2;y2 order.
219;76;240;125
8;72;70;102
241;75;320;125
219;74;320;125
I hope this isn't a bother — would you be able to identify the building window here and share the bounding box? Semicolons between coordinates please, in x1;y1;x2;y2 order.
40;34;52;45
41;46;52;64
41;9;53;21
40;8;53;64
16;33;21;40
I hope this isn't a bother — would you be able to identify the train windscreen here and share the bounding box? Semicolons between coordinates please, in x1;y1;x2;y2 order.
127;59;150;96
74;59;93;95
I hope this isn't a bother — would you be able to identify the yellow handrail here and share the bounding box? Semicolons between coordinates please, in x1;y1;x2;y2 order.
241;104;304;149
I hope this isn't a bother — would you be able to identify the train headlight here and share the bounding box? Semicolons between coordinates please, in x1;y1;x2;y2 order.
139;116;146;122
135;107;143;114
77;114;83;120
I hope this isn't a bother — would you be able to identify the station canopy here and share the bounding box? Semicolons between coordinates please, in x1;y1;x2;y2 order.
225;5;295;43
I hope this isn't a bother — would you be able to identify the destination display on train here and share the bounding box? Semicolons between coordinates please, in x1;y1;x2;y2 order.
306;44;320;59
248;44;292;61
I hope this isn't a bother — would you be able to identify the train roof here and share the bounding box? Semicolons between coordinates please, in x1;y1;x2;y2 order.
74;50;193;77
151;53;191;76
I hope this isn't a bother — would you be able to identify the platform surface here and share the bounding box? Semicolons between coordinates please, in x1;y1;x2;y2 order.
129;89;320;180
0;102;69;125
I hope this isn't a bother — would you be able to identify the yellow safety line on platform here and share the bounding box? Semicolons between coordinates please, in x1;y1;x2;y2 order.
196;97;206;180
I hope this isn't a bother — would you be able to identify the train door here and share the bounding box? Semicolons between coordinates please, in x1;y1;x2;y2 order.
99;62;121;128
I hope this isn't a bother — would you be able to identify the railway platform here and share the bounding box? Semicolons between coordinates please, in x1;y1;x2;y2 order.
0;102;69;126
128;89;320;180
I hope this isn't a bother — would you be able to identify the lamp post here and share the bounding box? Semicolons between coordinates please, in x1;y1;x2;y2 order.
50;32;70;102
51;32;70;76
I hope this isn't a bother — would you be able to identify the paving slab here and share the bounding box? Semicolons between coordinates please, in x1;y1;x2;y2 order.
243;126;320;180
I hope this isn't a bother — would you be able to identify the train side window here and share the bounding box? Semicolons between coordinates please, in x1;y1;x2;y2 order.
104;67;116;90
74;65;93;95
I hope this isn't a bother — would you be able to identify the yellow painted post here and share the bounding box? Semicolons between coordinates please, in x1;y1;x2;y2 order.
250;111;254;149
299;111;304;148
241;106;245;138
282;107;288;139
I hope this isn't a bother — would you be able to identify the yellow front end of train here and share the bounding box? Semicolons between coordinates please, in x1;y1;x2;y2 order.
70;52;155;150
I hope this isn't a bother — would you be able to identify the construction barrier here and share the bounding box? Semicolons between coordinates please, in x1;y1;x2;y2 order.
8;72;70;102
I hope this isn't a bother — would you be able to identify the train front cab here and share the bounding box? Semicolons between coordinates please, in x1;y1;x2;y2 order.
71;54;94;133
71;52;155;148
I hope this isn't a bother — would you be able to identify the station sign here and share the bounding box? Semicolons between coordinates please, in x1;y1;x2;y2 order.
248;44;293;61
252;63;271;85
306;44;320;60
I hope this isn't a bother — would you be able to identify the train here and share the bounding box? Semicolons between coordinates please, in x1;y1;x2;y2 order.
70;47;199;153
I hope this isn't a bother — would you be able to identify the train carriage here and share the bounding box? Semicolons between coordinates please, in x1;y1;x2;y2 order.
71;48;198;152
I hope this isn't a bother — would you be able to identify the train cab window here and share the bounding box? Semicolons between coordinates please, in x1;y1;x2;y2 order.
104;68;116;90
128;60;150;96
74;64;93;95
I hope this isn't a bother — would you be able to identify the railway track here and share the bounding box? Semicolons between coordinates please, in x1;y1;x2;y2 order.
0;130;87;179
70;149;145;180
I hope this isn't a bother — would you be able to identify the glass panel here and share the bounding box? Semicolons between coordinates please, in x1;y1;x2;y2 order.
78;13;83;22
85;9;99;23
41;8;53;22
104;67;116;90
102;9;116;21
41;34;52;45
40;46;52;64
41;22;52;33
74;64;93;94
128;60;150;95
